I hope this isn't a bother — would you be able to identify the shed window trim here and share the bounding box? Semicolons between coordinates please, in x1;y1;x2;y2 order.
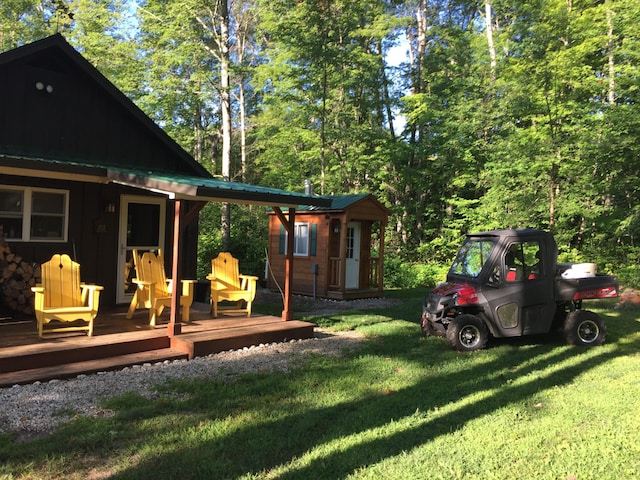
0;185;69;242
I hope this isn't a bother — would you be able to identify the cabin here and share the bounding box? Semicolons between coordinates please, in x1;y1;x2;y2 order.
267;193;390;300
0;34;329;321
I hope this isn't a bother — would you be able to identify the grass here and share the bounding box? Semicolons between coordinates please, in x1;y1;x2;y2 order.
1;290;639;479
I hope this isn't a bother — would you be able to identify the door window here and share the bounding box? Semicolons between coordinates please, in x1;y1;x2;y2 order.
505;241;542;282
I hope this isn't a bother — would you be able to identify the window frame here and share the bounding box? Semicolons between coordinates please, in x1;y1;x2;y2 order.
0;185;69;242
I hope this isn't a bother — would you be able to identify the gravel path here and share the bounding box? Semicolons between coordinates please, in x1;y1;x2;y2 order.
0;329;365;443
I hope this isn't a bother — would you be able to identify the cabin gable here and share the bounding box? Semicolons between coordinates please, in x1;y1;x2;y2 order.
0;34;206;176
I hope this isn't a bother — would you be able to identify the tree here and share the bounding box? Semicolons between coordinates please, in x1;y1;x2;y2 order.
0;0;74;50
252;0;399;196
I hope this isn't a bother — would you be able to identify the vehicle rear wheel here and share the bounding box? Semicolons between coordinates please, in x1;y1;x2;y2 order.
446;314;488;352
564;310;606;346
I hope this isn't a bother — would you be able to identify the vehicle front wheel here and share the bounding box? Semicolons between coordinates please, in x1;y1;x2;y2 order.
564;310;606;346
446;314;488;352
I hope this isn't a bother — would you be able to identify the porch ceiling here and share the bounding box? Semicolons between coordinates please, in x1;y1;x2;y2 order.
0;156;331;208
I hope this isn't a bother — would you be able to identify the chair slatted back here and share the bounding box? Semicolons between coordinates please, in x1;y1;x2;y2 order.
41;254;83;308
135;250;169;297
211;252;241;290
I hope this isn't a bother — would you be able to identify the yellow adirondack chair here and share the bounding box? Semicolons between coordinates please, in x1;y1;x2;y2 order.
126;249;195;326
31;254;103;338
206;252;258;317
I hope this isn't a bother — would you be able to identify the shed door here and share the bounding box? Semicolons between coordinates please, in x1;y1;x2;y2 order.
116;195;166;304
345;222;361;289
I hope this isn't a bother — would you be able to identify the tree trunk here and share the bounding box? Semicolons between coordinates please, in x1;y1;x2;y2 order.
606;0;615;105
378;39;395;138
220;0;232;249
485;0;497;85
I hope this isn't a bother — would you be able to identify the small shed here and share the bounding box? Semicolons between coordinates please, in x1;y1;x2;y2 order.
267;194;390;300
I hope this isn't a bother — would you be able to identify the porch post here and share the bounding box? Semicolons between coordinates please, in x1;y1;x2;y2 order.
378;221;386;295
168;199;182;336
273;207;296;321
339;218;348;291
283;207;296;320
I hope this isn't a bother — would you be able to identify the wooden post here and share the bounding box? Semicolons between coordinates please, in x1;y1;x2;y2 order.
283;207;295;320
378;222;386;295
339;218;348;292
168;200;205;336
273;206;296;321
168;199;182;336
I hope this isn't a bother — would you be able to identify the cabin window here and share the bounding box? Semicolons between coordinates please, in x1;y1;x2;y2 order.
0;186;68;242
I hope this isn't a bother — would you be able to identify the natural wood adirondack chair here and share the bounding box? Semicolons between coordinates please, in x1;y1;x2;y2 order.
126;249;195;326
31;254;103;338
207;252;258;317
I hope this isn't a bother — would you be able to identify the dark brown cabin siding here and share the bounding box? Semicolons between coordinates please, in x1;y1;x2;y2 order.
0;175;198;308
0;37;206;177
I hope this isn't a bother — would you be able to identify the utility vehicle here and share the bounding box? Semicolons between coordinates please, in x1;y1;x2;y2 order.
421;229;618;351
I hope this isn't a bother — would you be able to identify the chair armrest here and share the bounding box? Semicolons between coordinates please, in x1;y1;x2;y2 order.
180;279;196;297
31;286;44;293
80;284;104;307
239;274;259;291
166;279;196;296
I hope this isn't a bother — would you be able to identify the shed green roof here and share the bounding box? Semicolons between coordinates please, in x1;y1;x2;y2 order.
291;193;370;211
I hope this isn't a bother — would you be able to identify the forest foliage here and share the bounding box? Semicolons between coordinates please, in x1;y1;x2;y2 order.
2;0;639;288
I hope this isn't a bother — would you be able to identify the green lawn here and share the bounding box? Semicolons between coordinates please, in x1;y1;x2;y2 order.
1;290;639;479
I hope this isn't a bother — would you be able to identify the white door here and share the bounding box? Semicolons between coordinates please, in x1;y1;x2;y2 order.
345;221;361;289
116;195;166;304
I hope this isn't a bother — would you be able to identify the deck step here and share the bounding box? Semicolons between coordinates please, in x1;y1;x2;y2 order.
0;348;188;387
0;335;171;374
172;320;315;358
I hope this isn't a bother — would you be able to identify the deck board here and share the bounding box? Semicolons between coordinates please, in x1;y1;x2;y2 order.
0;303;316;386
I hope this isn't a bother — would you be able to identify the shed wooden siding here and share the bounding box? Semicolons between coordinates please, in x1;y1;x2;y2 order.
266;194;390;299
268;213;330;297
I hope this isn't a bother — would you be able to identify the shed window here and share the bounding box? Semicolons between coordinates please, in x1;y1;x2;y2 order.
279;222;317;256
0;186;68;242
294;223;309;256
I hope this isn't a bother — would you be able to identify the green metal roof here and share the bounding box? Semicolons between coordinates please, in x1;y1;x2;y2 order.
1;156;331;208
296;193;370;211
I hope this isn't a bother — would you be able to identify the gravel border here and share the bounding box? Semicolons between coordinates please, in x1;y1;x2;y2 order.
0;329;365;443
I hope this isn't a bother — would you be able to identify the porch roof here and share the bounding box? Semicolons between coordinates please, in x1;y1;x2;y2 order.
0;155;331;208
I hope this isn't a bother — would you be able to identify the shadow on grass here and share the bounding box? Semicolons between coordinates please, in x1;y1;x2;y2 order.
99;324;638;479
4;298;638;479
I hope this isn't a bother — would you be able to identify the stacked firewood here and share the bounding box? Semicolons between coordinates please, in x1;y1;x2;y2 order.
0;239;40;316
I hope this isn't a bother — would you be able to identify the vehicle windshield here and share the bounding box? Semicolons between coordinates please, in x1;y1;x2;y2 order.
449;238;496;278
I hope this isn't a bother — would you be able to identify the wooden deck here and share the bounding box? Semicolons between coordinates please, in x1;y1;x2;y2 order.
0;303;316;387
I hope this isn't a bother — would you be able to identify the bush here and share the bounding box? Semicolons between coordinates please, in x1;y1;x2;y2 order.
384;257;448;289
